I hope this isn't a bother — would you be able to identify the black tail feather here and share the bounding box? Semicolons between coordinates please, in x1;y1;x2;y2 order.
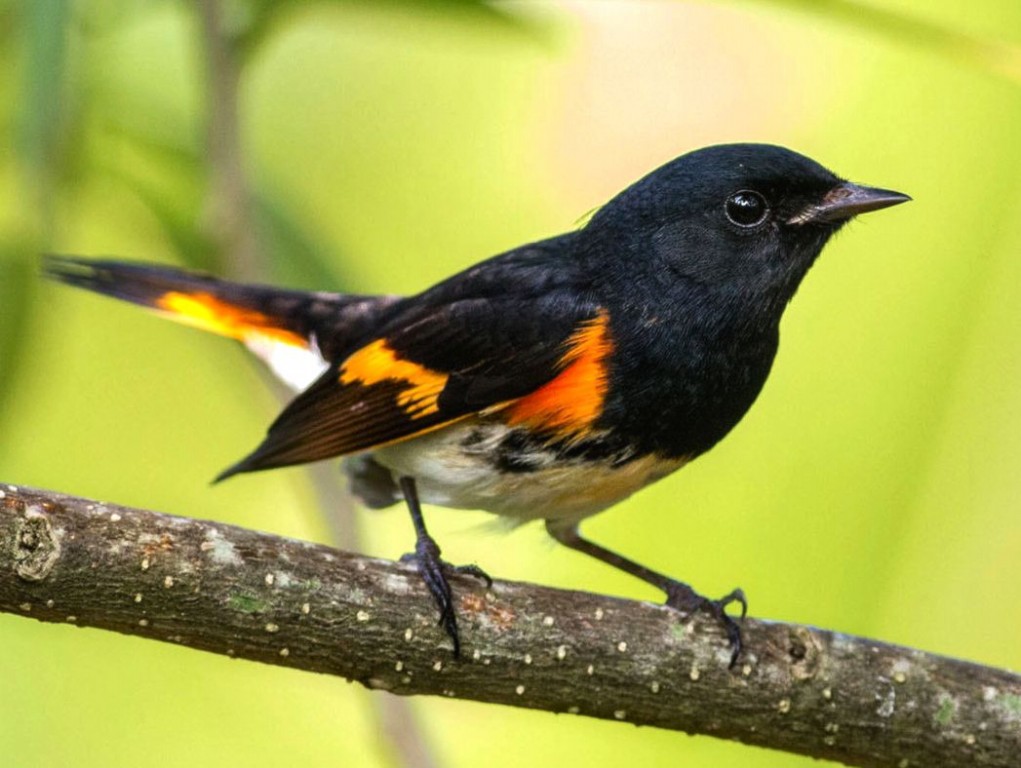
44;254;403;360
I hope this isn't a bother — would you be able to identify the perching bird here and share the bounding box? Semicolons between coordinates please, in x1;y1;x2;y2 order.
45;143;909;664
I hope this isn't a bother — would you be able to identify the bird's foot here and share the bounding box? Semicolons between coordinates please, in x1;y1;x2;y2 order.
401;536;491;657
665;581;747;668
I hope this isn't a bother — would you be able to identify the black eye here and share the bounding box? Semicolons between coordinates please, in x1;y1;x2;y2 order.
724;190;769;228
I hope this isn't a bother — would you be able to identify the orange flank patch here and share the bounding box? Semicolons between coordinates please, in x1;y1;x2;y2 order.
340;340;448;418
156;292;306;347
506;310;612;439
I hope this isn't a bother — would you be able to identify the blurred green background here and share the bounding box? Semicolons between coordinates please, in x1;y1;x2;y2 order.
2;0;1020;766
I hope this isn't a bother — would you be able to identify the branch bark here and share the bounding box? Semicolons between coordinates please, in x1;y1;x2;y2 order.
2;483;1018;767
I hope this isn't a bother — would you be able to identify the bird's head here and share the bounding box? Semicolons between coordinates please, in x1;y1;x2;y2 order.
583;143;910;309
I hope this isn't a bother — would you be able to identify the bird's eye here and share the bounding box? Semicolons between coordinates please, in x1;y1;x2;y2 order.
724;190;769;228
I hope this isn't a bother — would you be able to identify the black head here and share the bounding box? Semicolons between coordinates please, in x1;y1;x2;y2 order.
583;143;909;311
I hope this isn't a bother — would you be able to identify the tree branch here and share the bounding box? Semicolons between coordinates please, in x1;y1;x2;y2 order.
2;484;1018;767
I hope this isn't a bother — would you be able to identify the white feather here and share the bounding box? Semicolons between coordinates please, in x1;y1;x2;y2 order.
244;333;329;392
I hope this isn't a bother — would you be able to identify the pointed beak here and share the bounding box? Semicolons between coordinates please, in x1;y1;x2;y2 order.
788;182;911;225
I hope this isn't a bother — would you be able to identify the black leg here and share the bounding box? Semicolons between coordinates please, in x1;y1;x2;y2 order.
546;521;747;667
399;476;491;657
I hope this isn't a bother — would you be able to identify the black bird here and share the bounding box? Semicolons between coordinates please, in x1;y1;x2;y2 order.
45;143;910;664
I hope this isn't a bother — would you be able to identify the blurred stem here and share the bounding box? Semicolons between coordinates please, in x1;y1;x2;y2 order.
1;0;71;436
197;0;260;279
196;4;438;762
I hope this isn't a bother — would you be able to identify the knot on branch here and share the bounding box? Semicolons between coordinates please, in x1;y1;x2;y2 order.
12;503;61;582
787;625;824;681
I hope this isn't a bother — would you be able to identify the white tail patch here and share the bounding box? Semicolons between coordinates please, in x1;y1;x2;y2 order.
244;332;329;392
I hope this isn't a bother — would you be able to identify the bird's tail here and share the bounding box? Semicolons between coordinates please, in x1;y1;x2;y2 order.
43;255;399;391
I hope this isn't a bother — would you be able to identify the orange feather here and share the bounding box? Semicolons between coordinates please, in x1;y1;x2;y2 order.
156;292;306;347
505;311;612;439
340;340;448;418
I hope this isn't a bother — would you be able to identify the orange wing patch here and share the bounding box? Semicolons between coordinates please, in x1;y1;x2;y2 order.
505;310;612;439
340;340;448;418
157;292;306;347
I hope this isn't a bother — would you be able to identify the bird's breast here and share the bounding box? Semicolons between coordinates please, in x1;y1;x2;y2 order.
600;310;779;459
372;418;687;525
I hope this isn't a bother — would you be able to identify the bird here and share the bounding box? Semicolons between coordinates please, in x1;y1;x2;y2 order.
44;143;910;665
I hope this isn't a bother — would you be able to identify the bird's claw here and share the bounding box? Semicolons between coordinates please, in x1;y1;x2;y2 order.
450;562;493;588
402;537;490;657
666;582;747;669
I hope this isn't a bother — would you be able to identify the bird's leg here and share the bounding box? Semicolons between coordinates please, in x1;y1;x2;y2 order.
546;521;747;667
399;476;491;657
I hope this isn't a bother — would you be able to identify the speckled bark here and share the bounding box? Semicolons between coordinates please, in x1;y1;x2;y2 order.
1;484;1018;767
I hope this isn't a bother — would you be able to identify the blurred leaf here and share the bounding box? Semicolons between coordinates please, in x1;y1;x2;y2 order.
16;0;72;222
0;2;17;49
4;0;72;442
253;190;351;290
97;130;353;288
103;116;203;172
756;0;1021;83
236;0;539;61
96;121;220;270
116;169;216;268
0;247;38;432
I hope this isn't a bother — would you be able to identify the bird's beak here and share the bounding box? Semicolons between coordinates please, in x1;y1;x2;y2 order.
788;182;911;225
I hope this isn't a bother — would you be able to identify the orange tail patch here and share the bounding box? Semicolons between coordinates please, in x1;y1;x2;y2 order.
157;292;306;347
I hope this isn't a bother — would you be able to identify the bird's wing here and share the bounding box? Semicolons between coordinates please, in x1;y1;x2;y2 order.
217;291;612;479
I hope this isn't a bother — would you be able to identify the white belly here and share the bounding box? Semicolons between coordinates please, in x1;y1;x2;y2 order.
373;420;687;525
